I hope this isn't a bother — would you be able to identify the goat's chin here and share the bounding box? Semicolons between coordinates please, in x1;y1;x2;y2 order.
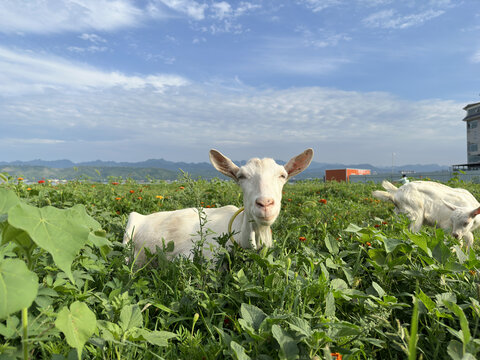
254;212;278;226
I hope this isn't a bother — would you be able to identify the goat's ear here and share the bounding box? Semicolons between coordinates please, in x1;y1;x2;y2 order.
209;149;240;180
443;200;458;211
470;206;480;218
285;148;314;179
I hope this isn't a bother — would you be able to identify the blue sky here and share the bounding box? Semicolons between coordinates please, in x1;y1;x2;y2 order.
0;0;479;166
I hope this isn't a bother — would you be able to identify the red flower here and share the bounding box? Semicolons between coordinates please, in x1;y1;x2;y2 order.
129;190;135;194
38;180;45;184
331;353;342;360
374;224;381;228
319;198;327;204
111;182;119;185
299;236;306;242
366;242;372;247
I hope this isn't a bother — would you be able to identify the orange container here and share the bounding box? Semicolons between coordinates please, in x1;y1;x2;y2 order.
325;168;371;182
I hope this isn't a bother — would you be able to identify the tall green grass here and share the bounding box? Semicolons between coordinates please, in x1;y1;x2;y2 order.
1;175;480;359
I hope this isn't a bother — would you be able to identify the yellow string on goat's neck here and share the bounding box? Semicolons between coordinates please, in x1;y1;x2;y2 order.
228;207;244;244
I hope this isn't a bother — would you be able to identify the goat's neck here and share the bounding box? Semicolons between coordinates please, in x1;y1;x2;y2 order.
236;211;273;249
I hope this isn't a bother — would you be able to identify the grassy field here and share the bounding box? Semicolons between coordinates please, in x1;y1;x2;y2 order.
1;174;480;359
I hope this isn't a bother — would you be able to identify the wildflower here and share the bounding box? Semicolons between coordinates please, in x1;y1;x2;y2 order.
137;197;142;200
366;242;372;247
17;177;24;181
469;270;476;276
129;190;135;194
382;221;388;225
156;195;164;199
115;197;121;201
374;224;381;228
111;182;119;185
299;236;306;242
116;210;121;215
38;180;45;184
27;187;31;191
179;186;185;190
287;198;292;202
319;198;327;204
331;353;342;360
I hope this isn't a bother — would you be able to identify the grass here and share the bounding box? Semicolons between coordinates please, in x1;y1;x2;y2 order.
1;175;480;359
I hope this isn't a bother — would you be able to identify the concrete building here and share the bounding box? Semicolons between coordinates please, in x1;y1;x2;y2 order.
454;101;480;170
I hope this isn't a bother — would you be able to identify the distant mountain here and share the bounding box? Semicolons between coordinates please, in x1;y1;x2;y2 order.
0;158;451;182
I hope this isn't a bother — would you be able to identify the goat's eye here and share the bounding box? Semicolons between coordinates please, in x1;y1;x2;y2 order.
237;174;246;180
279;174;287;179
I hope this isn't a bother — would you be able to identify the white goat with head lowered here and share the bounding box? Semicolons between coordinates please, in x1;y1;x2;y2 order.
123;148;314;264
373;180;480;250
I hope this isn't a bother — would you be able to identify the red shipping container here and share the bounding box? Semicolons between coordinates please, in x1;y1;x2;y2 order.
325;168;371;182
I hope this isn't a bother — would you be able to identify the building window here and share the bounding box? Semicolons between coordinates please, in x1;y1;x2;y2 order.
468;120;478;129
468;142;478;152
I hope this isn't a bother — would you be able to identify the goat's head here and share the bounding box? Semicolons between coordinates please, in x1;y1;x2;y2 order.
210;149;314;226
443;200;480;240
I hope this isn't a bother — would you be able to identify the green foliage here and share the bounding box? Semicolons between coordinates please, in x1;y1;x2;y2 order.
2;178;480;359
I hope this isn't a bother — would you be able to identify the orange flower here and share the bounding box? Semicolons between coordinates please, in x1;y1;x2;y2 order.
111;182;119;185
469;270;476;276
129;190;135;194
299;236;306;242
156;195;164;199
287;198;292;202
27;187;31;191
331;353;342;360
115;197;122;200
137;197;142;200
38;180;45;184
366;242;372;247
17;177;24;181
179;186;185;190
319;198;327;204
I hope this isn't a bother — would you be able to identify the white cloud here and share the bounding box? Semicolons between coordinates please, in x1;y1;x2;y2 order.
0;46;189;95
79;33;107;43
363;8;445;29
0;0;144;34
471;50;480;63
211;2;232;20
297;0;343;12
158;0;207;20
0;80;465;165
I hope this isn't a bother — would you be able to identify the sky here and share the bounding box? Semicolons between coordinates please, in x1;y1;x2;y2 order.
0;0;479;167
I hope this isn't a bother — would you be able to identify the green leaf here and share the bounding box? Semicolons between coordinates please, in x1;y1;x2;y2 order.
417;289;436;312
325;291;335;317
288;317;312;338
142;330;177;347
0;188;20;215
407;232;432;257
383;238;403;253
272;324;299;360
230;341;251;360
240;303;266;331
324;234;339;255
0;258;38;319
443;301;471;346
119;304;143;331
8;203;92;282
55;301;96;360
372;281;386;298
344;223;363;233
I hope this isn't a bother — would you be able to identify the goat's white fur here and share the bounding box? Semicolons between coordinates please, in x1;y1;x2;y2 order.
123;148;314;264
373;180;480;250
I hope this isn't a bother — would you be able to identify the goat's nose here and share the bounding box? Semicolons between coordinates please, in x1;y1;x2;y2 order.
256;197;275;209
452;233;459;239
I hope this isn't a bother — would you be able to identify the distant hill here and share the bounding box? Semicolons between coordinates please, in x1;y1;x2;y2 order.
0;158;451;182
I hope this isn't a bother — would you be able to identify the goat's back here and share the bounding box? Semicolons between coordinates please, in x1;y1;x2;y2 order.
124;205;240;263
